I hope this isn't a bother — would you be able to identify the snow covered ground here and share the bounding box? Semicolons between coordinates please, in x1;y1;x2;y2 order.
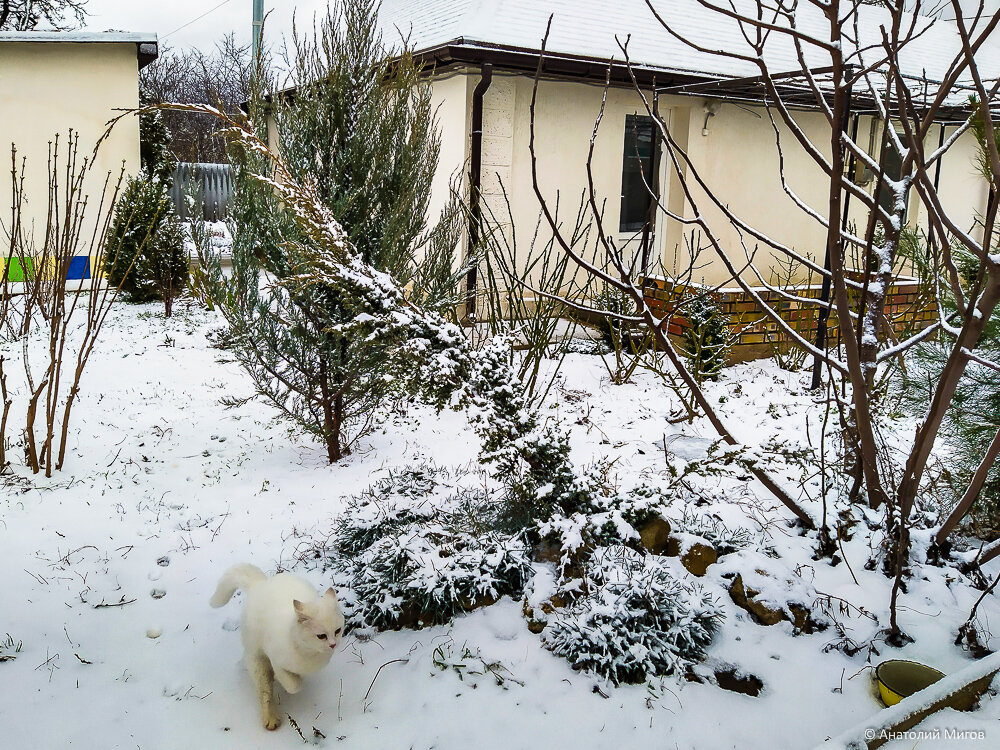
1;301;998;749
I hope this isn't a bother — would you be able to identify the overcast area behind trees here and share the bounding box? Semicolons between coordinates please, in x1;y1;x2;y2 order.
140;34;254;164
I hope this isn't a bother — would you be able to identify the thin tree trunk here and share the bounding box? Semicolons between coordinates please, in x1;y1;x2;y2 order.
317;358;341;463
0;358;11;467
24;378;48;473
896;278;1000;520
936;425;1000;546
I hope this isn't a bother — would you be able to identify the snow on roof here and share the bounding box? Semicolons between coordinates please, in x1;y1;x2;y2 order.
378;0;1000;85
0;30;159;68
0;31;157;45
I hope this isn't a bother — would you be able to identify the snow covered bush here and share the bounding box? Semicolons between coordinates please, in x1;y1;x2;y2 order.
104;174;188;315
680;293;730;383
204;0;465;463
345;525;532;631
536;472;670;565
901;255;1000;537
464;337;588;531
543;547;722;685
314;464;531;631
534;459;744;572
669;508;756;556
595;283;637;351
104;108;188;317
333;464;500;557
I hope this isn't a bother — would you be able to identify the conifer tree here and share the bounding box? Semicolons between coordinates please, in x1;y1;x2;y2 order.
104;106;188;316
901;98;1000;532
210;0;465;462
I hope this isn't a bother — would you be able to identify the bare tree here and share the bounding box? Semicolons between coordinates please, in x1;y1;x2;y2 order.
0;0;87;30
1;130;142;476
517;1;1000;643
140;35;254;164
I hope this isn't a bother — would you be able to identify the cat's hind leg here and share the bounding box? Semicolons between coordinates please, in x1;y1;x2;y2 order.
274;668;303;695
247;652;281;730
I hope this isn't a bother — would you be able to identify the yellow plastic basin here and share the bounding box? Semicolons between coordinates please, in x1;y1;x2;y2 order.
875;659;945;706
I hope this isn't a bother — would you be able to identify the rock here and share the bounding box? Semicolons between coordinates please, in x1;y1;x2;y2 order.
788;603;826;634
638;516;672;554
728;574;825;633
728;574;785;626
524;602;548;635
541;594;567;614
680;543;718;577
663;534;718;576
715;665;764;696
457;591;499;613
146;626;162;639
531;538;564;565
531;537;588;580
523;594;567;634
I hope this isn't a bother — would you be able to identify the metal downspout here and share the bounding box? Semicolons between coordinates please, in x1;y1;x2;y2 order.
467;63;494;320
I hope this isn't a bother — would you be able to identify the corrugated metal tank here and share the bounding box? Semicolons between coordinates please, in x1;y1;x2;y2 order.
170;162;233;221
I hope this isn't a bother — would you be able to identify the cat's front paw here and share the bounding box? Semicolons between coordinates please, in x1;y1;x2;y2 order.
263;713;282;731
276;669;303;694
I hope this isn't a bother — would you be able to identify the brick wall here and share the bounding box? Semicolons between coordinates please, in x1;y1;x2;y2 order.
642;276;937;363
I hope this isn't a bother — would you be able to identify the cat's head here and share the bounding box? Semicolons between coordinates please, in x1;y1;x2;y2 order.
292;588;345;654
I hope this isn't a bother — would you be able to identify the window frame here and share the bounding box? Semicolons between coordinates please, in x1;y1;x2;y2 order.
619;114;658;234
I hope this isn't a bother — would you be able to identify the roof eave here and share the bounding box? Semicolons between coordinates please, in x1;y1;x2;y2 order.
411;39;708;89
0;31;159;69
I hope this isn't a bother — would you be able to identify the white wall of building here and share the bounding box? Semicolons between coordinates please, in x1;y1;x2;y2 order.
0;40;143;255
451;70;991;290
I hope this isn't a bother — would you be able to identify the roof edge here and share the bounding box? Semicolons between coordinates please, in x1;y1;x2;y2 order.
0;31;159;69
411;39;709;89
0;31;157;44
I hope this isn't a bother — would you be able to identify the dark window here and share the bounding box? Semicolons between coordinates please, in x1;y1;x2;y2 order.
620;115;656;233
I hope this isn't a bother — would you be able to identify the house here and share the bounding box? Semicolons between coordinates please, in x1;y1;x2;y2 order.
372;0;995;355
0;31;158;281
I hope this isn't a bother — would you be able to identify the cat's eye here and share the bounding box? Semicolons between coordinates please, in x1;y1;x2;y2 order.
317;634;328;641
335;628;342;635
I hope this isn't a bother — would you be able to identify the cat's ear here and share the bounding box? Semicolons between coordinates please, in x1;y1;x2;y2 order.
293;599;310;623
324;587;338;602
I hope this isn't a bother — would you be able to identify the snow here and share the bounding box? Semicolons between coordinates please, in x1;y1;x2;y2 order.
1;301;999;749
818;651;1000;750
376;0;1000;87
185;220;231;260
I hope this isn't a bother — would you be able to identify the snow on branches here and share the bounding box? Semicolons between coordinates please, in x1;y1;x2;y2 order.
543;546;723;685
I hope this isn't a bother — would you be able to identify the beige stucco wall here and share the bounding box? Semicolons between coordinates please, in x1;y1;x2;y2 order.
0;41;142;251
460;71;990;292
487;75;658;297
427;72;472;262
926;123;990;240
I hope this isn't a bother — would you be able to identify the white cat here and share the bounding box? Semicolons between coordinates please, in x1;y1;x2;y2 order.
210;563;345;730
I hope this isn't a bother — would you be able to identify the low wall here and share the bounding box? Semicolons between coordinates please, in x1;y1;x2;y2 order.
642;276;937;363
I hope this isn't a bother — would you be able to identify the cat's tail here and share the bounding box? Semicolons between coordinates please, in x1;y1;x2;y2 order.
210;563;267;608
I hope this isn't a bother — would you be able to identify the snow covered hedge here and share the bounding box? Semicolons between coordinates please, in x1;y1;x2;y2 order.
334;464;462;557
543;547;723;685
330;465;532;631
346;526;532;630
